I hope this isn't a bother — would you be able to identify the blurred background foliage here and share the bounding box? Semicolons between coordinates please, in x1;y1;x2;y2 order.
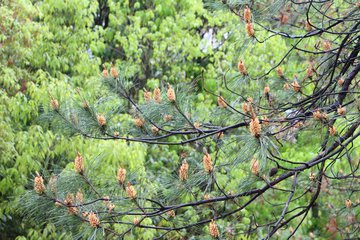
0;0;358;239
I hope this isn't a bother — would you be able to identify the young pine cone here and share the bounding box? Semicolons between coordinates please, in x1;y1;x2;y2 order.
110;64;118;78
246;23;255;37
203;153;213;173
144;90;152;102
34;172;46;194
117;167;126;184
88;212;100;228
74;152;84;174
238;60;247;75
249;118;261;137
251;158;260;175
153;87;162;103
244;6;251;23
102;64;109;77
126;182;137;199
217;96;227;108
50;98;59;110
209;219;220;238
178;160;189;181
167;84;176;102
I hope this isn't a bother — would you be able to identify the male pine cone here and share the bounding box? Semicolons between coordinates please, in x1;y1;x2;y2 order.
179;160;189;181
34;172;45;194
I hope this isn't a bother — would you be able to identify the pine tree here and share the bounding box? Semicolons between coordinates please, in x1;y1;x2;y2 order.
22;1;360;239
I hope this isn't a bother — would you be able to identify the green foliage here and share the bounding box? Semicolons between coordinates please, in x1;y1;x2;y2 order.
99;0;239;95
1;0;359;239
1;0;147;238
0;0;239;238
